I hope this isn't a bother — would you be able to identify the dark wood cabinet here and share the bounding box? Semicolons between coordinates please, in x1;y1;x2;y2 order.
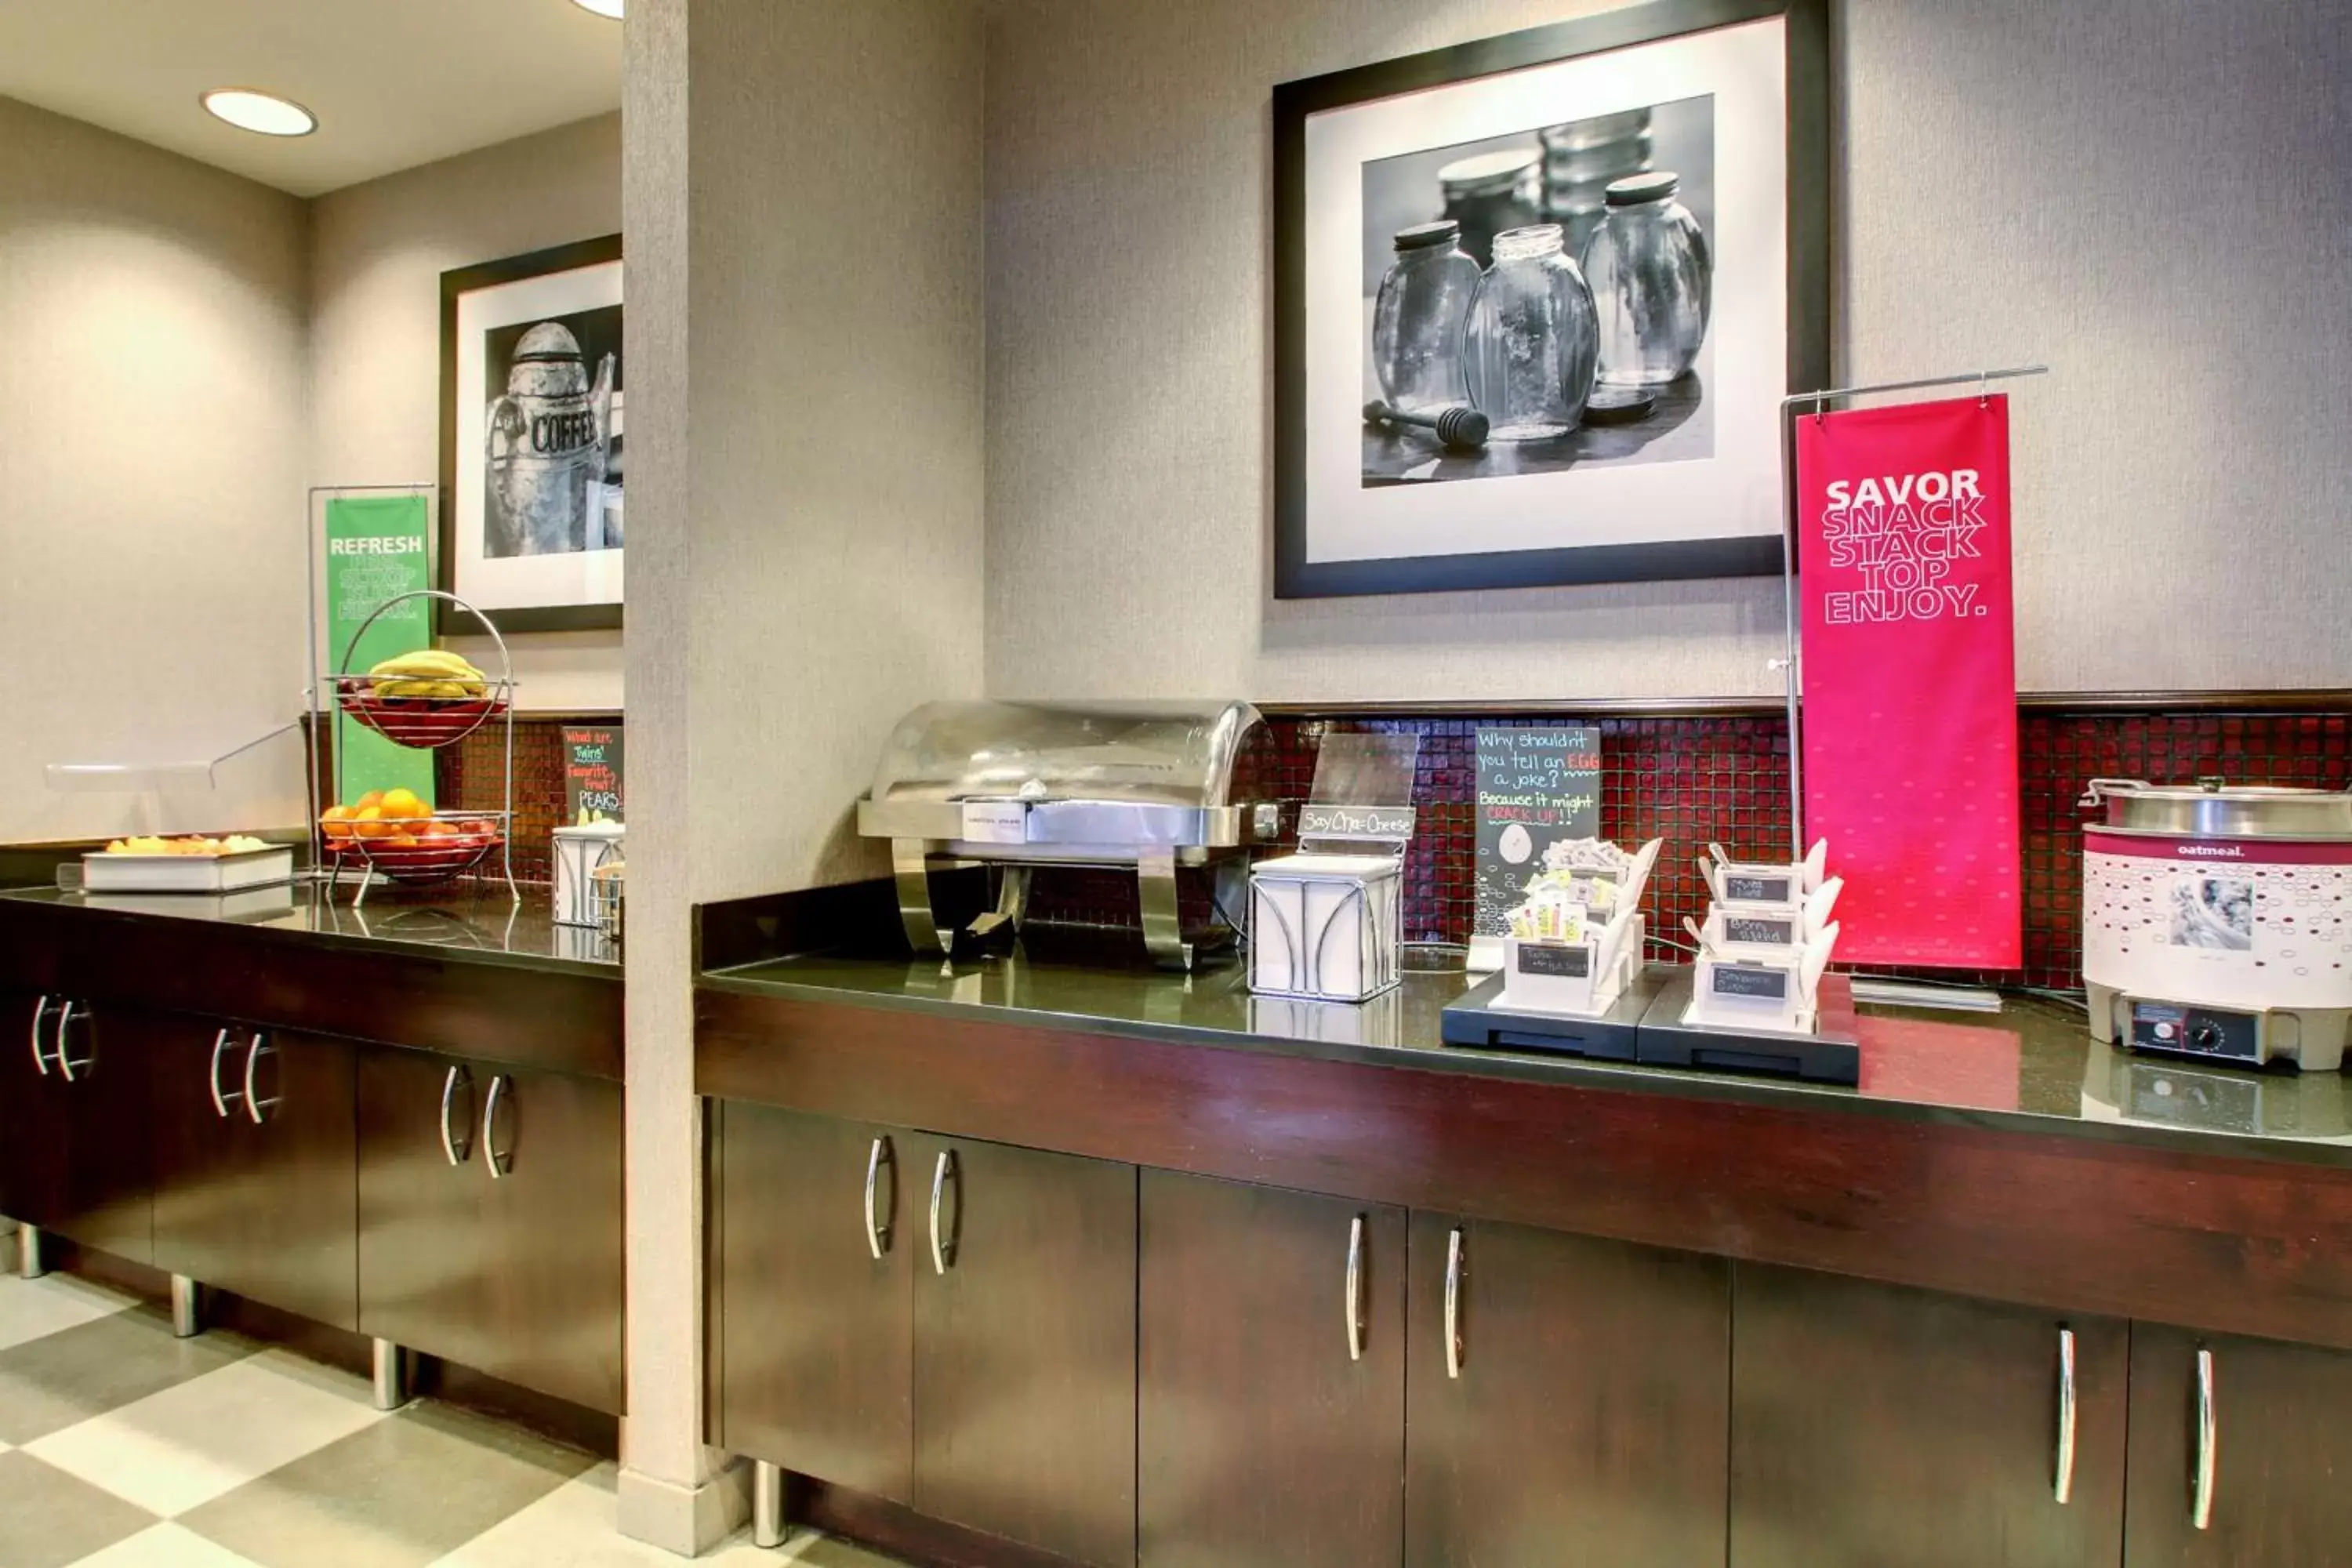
2125;1325;2352;1566
1138;1171;1404;1568
909;1134;1137;1568
711;1102;913;1497
358;1047;624;1414
150;1024;358;1331
0;991;151;1262
1731;1265;2126;1568
1404;1213;1730;1568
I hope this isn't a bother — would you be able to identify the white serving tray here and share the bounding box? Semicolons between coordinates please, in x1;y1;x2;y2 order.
83;884;299;921
81;845;296;894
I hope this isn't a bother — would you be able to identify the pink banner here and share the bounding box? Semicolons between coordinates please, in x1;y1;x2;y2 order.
1798;394;2020;967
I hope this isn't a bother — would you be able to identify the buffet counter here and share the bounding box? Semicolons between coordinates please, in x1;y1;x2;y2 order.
696;924;2352;1568
0;880;625;1426
0;882;619;979
703;949;2351;1168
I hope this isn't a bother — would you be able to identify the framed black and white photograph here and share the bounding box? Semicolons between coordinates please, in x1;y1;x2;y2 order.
1275;0;1828;598
440;234;624;631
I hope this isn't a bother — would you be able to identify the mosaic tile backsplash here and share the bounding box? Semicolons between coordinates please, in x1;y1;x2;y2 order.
1026;707;2351;992
416;705;2350;991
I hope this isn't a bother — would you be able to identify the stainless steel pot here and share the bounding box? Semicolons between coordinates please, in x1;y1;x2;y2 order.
2082;779;2352;840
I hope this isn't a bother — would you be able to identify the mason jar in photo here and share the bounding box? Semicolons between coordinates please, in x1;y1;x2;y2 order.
1465;223;1599;441
1438;147;1544;269
1581;170;1712;388
1371;220;1483;413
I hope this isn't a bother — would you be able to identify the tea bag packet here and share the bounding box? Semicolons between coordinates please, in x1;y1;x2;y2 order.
1494;836;1664;1016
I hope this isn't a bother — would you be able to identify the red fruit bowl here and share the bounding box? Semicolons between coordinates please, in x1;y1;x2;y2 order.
332;675;510;750
339;816;506;885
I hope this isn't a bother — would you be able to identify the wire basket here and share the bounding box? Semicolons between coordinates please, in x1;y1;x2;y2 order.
320;587;520;907
332;673;512;750
324;812;508;886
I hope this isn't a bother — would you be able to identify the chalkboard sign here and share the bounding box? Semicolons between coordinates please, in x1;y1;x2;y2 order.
1722;873;1795;906
1724;915;1798;946
1475;727;1601;937
563;725;625;823
1711;964;1790;1000
1514;942;1592;979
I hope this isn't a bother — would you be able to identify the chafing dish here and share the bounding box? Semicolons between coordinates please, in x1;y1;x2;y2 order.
857;699;1277;967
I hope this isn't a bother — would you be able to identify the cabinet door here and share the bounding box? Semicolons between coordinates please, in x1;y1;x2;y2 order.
357;1048;483;1374
0;993;150;1261
1405;1214;1730;1568
1138;1171;1404;1568
152;1026;357;1330
2125;1325;2352;1566
911;1134;1137;1568
716;1103;913;1501
358;1049;624;1414
472;1061;623;1412
1731;1265;2126;1568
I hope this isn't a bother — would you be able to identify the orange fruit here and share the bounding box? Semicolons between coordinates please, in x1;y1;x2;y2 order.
353;805;393;839
354;790;385;811
386;833;419;848
423;820;460;839
382;787;426;818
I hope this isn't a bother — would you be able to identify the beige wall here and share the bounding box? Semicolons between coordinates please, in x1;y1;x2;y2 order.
982;0;2352;702
619;0;987;1548
0;96;310;844
309;113;625;711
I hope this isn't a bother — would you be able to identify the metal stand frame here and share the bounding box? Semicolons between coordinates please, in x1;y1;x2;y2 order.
323;588;520;908
1774;364;2049;858
15;1224;42;1279
171;1275;203;1338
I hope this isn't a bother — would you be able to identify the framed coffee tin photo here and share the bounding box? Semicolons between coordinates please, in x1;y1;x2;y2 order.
439;233;624;632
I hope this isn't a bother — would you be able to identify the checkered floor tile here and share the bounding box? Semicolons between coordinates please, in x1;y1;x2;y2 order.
0;1259;906;1568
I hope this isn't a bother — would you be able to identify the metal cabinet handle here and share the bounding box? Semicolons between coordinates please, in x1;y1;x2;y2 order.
1443;1227;1465;1380
243;1033;278;1123
53;1002;92;1081
439;1065;475;1166
483;1075;514;1178
28;994;56;1076
864;1135;895;1259
208;1027;246;1117
2193;1345;2217;1530
2054;1326;2078;1504
928;1149;958;1275
1345;1215;1367;1363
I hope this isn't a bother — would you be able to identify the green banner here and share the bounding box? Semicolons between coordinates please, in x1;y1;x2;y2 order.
324;496;437;808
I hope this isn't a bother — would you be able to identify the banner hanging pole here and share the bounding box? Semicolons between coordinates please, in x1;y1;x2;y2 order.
1774;364;2049;859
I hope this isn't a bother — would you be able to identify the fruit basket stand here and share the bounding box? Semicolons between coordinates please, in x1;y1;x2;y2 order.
320;590;519;907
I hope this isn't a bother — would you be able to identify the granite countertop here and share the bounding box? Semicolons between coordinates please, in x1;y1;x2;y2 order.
703;949;2352;1167
0;881;620;977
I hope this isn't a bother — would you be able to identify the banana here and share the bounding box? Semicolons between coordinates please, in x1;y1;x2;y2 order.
369;649;481;680
368;648;491;701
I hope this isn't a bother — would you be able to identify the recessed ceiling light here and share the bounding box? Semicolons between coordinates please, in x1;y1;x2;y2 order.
200;89;316;137
572;0;624;17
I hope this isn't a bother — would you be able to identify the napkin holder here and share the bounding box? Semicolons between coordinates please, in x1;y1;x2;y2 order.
1248;732;1421;1005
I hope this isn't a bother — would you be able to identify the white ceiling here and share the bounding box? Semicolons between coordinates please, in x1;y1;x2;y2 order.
0;0;622;198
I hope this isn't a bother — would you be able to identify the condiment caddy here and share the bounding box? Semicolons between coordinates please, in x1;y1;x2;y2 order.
1681;840;1842;1035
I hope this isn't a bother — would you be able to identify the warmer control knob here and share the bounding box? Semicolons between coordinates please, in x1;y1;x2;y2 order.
2187;1019;2225;1053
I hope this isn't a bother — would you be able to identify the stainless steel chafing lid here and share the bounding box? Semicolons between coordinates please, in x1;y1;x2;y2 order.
2082;778;2352;840
865;699;1261;810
